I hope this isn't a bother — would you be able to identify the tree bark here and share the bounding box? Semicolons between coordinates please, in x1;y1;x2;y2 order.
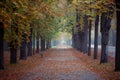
10;46;17;64
83;15;88;53
100;13;111;64
41;37;46;51
78;31;84;52
115;0;120;71
27;28;32;56
10;22;18;64
20;33;27;60
0;22;4;69
94;15;99;59
88;20;92;56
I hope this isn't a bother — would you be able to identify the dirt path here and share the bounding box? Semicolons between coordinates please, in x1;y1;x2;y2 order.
19;49;103;80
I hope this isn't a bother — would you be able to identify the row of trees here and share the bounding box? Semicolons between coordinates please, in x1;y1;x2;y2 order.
71;0;120;71
0;0;120;72
0;0;63;69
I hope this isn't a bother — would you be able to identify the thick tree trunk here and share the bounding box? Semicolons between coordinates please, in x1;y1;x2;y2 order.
78;31;84;52
27;41;32;56
83;15;88;53
115;0;120;71
0;22;4;69
75;7;81;50
100;13;111;64
41;38;46;51
27;28;32;56
94;15;99;59
88;20;92;56
10;22;18;64
10;46;17;64
20;34;27;60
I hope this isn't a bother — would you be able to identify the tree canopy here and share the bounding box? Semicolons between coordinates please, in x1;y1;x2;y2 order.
0;0;115;47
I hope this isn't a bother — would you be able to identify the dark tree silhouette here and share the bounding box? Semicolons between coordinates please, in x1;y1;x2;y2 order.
27;27;32;56
100;12;111;63
10;22;18;64
78;31;83;52
0;22;4;69
10;46;17;64
83;15;88;53
94;15;99;59
74;31;79;49
10;7;18;64
88;20;92;56
20;33;27;60
72;27;75;48
75;8;81;50
41;37;45;51
32;32;36;55
36;32;40;53
115;0;120;71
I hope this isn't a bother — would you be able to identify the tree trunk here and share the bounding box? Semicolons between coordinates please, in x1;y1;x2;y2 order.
32;34;36;55
83;15;88;53
77;31;81;51
79;31;84;52
36;38;40;53
46;40;49;49
27;41;32;56
73;34;76;49
10;46;17;64
115;0;120;71
94;15;99;59
88;20;92;56
75;33;80;50
10;22;18;64
75;7;81;50
72;28;75;48
100;13;111;64
0;22;4;69
41;38;45;51
27;28;32;56
46;40;51;49
20;34;27;60
76;33;80;50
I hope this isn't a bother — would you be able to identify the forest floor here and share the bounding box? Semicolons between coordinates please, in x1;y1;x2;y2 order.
0;46;120;80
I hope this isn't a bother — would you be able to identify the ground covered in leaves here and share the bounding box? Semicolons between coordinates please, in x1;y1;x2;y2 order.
0;48;120;80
